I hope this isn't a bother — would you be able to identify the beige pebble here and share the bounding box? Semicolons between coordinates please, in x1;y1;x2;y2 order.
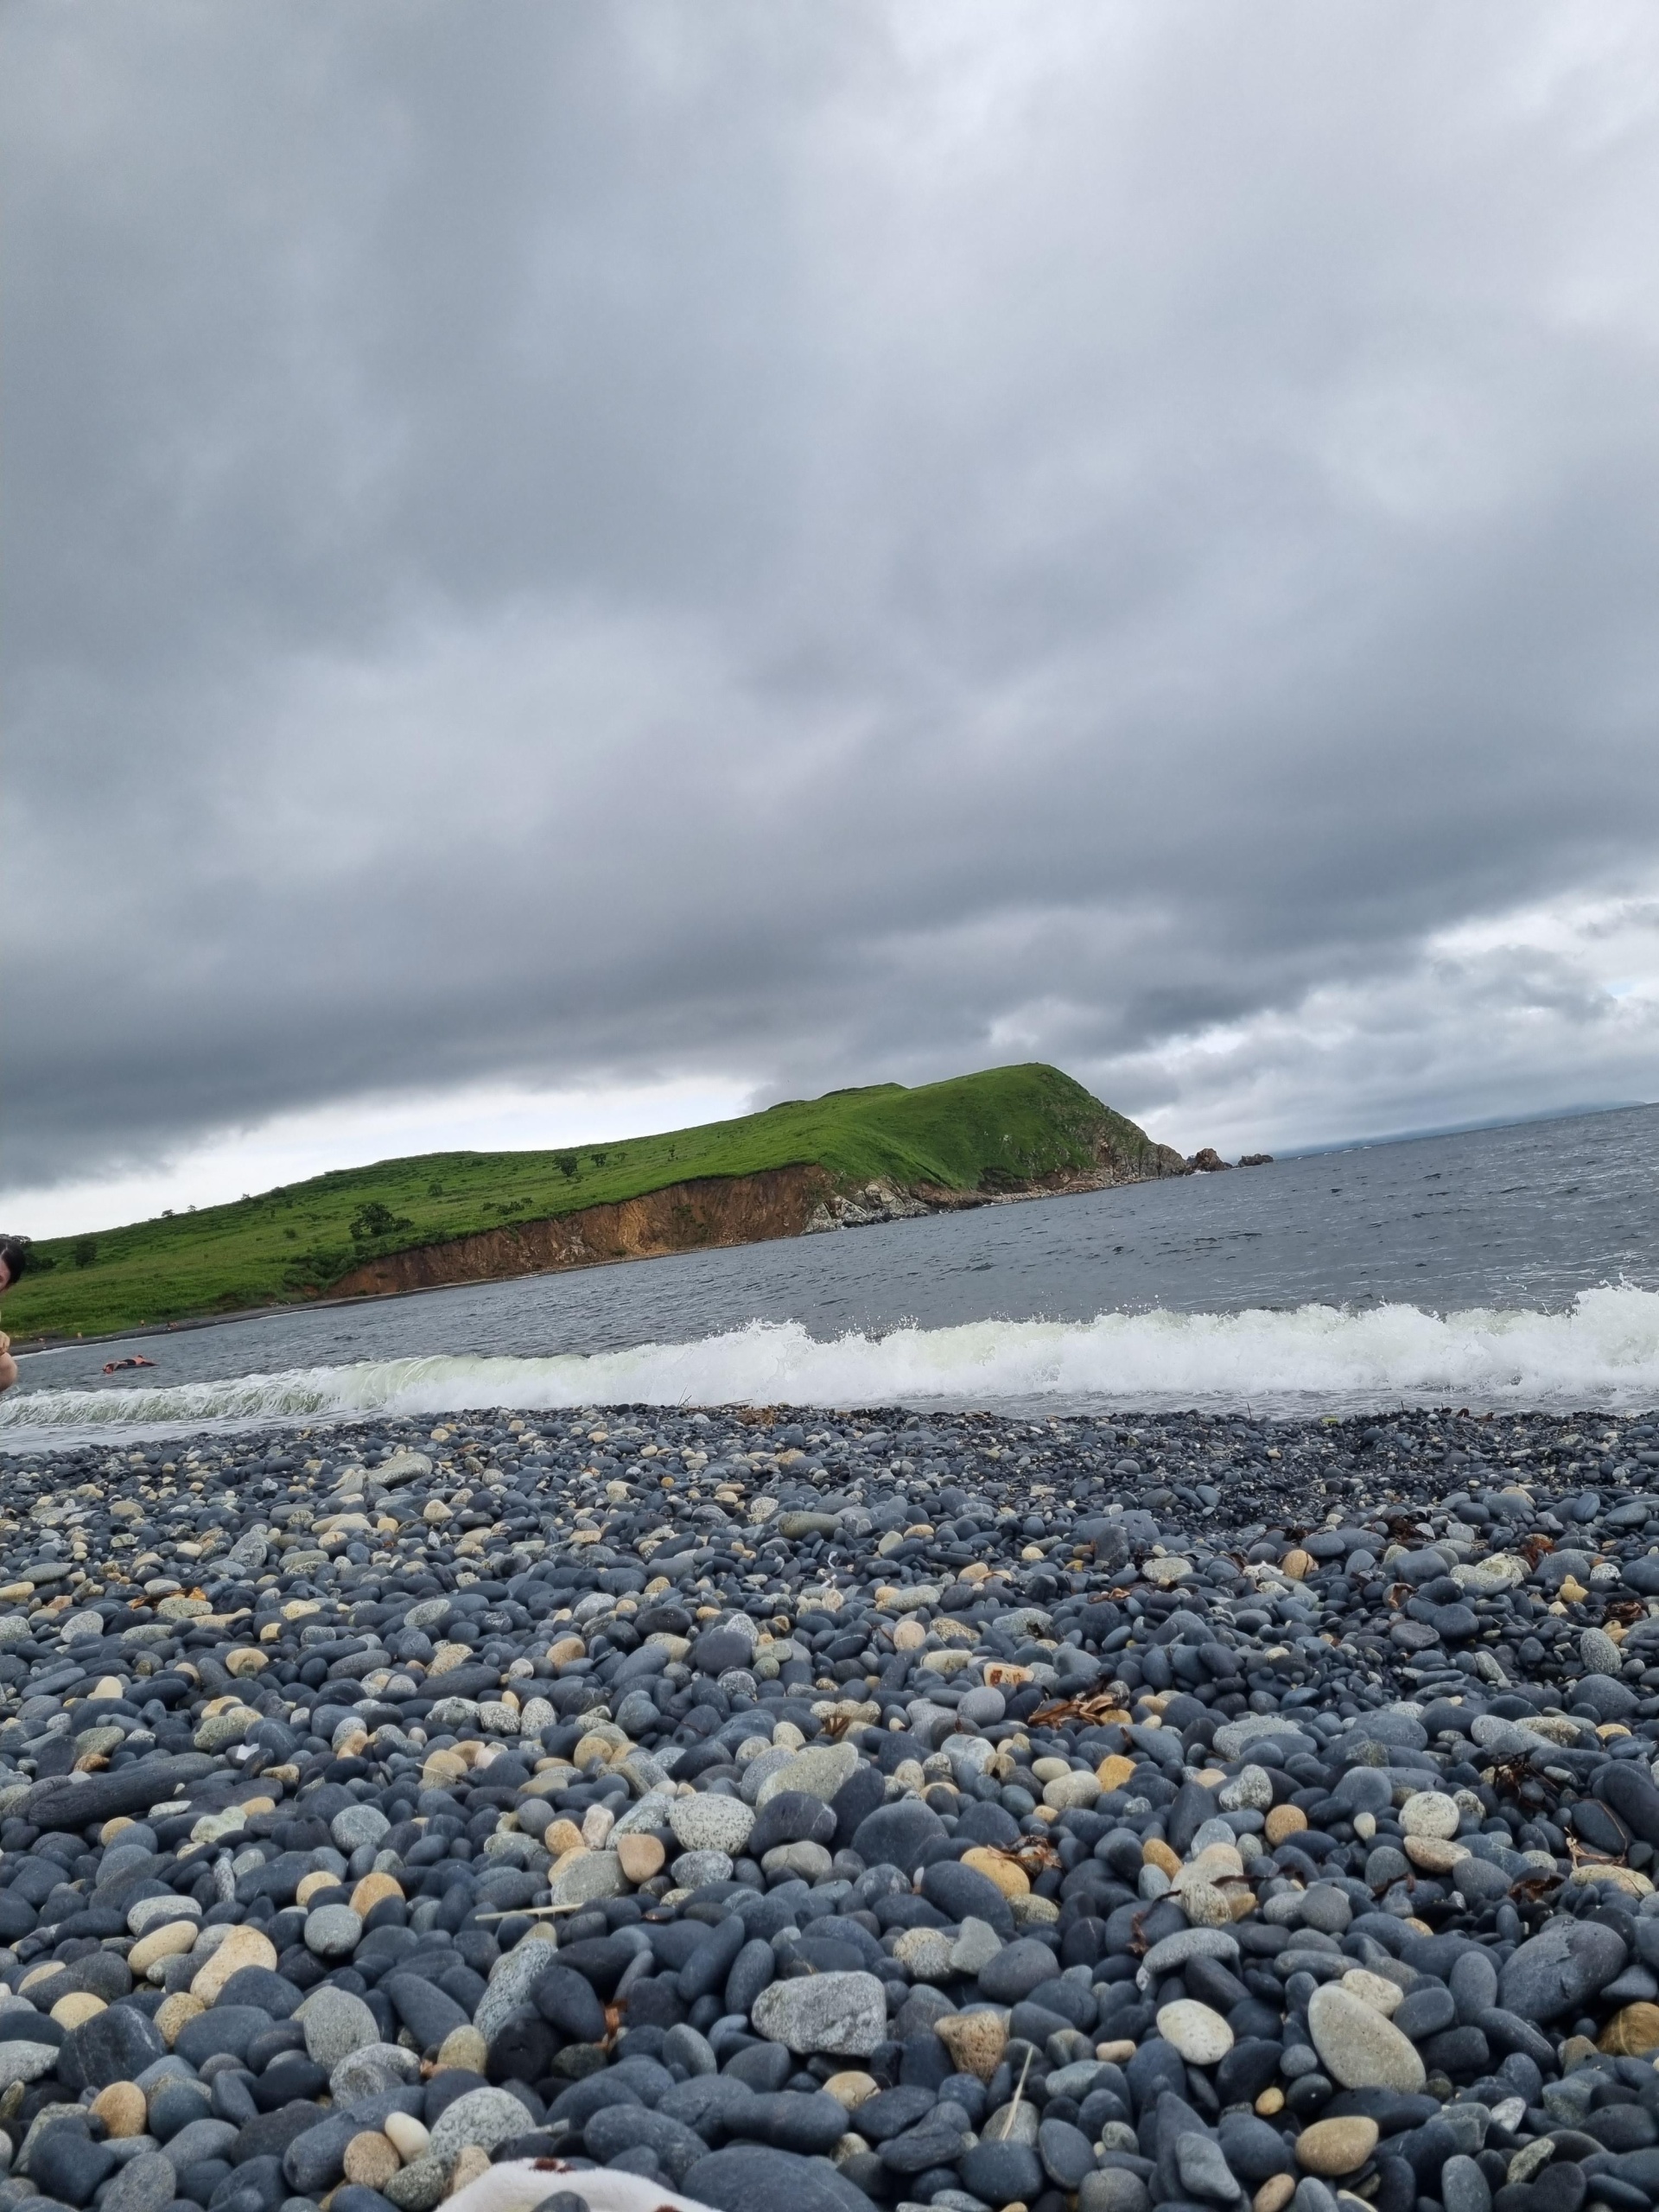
823;2071;879;2110
449;2146;491;2194
344;2133;401;2190
1404;1834;1469;1873
1264;1805;1307;1846
92;2083;146;2139
191;1925;277;2004
616;1834;665;1884
1142;1837;1182;1877
1095;2040;1137;2063
1255;2087;1286;2117
51;1993;106;2028
1255;2177;1296;2212
384;2113;430;2161
296;1870;338;1906
893;1620;926;1650
351;1872;404;1915
1295;2117;1380;2176
130;1920;199;1977
1281;1548;1313;1580
934;2011;1007;2082
961;1846;1029;1898
435;2025;488;2074
1340;1969;1403;2017
1096;1754;1136;1792
155;1993;206;2047
1599;2004;1659;2056
544;1818;585;1858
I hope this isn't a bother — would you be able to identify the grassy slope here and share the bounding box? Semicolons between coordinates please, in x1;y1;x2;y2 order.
7;1063;1162;1339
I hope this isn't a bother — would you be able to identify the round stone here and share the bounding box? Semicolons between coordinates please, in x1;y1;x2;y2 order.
1042;1770;1100;1810
1599;2004;1659;2056
751;1971;888;2056
190;1924;277;2004
1306;1984;1427;2094
669;1794;755;1855
332;1803;391;1853
300;1985;380;2068
961;1845;1029;1897
129;1921;200;1977
616;1833;665;1884
350;1871;404;1915
305;1904;364;1957
935;2011;1008;2081
1295;2118;1379;2176
384;2113;430;2161
154;1993;204;2047
92;2082;148;2138
1339;1969;1402;2016
436;2025;489;2073
1156;2000;1234;2066
1400;1791;1460;1840
343;2132;401;2189
1404;1834;1468;1873
823;2071;880;2110
671;1847;734;1889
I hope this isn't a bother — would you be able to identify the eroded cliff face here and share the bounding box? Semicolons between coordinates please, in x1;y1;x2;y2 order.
327;1135;1195;1301
328;1165;837;1298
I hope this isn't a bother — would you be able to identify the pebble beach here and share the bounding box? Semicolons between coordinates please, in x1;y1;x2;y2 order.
0;1403;1657;2212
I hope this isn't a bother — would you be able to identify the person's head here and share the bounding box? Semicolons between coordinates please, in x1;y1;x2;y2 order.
0;1239;29;1293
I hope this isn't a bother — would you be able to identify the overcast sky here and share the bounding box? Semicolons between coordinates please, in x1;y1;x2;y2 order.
7;2;1659;1237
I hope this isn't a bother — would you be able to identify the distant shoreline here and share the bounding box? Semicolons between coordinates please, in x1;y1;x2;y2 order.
9;1164;1192;1358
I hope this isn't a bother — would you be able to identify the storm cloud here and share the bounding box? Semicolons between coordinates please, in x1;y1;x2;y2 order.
7;1;1659;1204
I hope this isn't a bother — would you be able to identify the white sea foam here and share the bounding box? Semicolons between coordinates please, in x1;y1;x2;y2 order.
3;1286;1657;1449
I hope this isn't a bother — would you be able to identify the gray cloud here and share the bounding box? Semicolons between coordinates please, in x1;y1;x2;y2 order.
6;0;1659;1192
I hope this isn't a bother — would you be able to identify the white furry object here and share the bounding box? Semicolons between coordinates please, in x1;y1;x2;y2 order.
441;2158;717;2212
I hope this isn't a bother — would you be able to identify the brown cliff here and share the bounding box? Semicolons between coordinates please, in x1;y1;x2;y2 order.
329;1164;838;1298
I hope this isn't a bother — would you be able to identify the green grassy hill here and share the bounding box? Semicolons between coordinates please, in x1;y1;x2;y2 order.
6;1063;1176;1341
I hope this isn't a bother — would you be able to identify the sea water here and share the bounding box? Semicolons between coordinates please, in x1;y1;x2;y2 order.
5;1103;1656;1444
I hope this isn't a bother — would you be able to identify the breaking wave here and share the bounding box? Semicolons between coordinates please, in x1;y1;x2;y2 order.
3;1286;1657;1448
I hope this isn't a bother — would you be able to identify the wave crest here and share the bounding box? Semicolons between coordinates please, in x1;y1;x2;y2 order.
3;1287;1657;1446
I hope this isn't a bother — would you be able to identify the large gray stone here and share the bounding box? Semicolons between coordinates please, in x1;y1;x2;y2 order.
59;2005;165;2090
297;1985;379;2068
751;1971;888;2056
429;2086;542;2163
753;1744;860;1807
669;1795;755;1856
100;2151;175;2212
1499;1918;1629;2023
1306;1984;1426;2093
683;2145;875;2212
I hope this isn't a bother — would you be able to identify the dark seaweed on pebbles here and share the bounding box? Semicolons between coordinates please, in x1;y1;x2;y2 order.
0;1405;1654;2212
